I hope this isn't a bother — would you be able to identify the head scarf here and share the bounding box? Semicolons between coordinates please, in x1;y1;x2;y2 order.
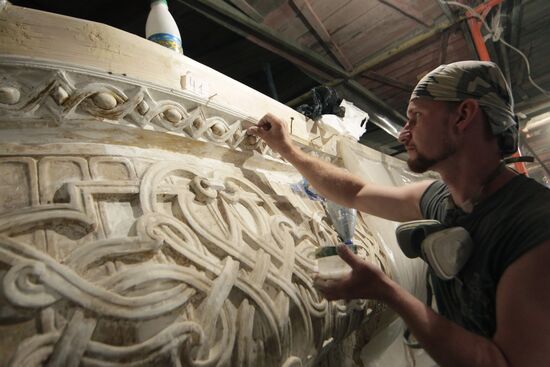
410;61;517;156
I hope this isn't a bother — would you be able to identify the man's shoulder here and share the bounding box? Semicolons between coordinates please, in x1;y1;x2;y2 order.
505;175;550;210
511;174;549;192
489;175;550;277
419;180;450;221
420;180;448;202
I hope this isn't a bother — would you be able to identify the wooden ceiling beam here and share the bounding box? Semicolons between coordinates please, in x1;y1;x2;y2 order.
175;0;406;121
227;0;263;23
286;16;464;108
176;0;347;79
435;0;477;58
439;29;449;64
290;0;353;71
379;0;433;27
245;35;335;81
349;16;465;79
362;71;414;92
436;0;478;59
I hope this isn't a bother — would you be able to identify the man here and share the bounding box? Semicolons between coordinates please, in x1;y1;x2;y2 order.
247;61;550;367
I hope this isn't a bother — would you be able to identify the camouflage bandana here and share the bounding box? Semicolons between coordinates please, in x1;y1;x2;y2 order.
410;61;518;156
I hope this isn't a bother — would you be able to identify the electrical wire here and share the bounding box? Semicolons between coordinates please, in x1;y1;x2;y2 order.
498;38;549;96
445;1;550;179
445;0;550;97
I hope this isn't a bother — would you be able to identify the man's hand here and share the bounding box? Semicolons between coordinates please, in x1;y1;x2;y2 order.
313;245;394;302
246;113;295;156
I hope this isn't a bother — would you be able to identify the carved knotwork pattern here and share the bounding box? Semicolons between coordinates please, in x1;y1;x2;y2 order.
0;155;391;366
0;64;269;155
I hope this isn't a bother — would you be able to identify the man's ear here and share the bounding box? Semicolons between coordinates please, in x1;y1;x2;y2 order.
454;99;480;132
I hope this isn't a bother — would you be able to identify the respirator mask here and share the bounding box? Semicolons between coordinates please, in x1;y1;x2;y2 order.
396;220;473;280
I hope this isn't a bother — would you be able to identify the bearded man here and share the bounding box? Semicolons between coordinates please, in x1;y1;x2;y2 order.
247;61;550;367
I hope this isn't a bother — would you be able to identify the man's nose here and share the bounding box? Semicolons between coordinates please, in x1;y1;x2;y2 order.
398;128;411;144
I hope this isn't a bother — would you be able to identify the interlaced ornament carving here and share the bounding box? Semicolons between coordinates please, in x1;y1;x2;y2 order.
0;154;391;367
0;64;269;155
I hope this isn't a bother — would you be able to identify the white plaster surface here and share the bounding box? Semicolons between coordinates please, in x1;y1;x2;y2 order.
0;4;437;366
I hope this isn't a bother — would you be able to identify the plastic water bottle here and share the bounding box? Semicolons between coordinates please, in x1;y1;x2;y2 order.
290;178;324;201
146;0;183;54
325;200;357;244
315;201;358;278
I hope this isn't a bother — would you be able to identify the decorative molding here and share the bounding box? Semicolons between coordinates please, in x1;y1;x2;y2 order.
0;63;273;156
0;153;392;366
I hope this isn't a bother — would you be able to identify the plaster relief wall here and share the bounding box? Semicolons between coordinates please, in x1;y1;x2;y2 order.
0;62;397;366
0;4;426;366
0;151;393;366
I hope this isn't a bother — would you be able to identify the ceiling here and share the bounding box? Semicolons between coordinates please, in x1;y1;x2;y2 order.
8;0;550;177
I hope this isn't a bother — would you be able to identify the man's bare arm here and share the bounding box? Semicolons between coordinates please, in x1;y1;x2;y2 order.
493;240;550;366
384;274;508;367
248;113;431;222
392;240;550;367
317;243;550;367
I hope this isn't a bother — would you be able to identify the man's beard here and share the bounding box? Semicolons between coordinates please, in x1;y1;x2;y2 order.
407;145;456;173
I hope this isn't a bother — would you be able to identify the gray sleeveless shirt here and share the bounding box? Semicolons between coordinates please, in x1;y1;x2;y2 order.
420;174;550;337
